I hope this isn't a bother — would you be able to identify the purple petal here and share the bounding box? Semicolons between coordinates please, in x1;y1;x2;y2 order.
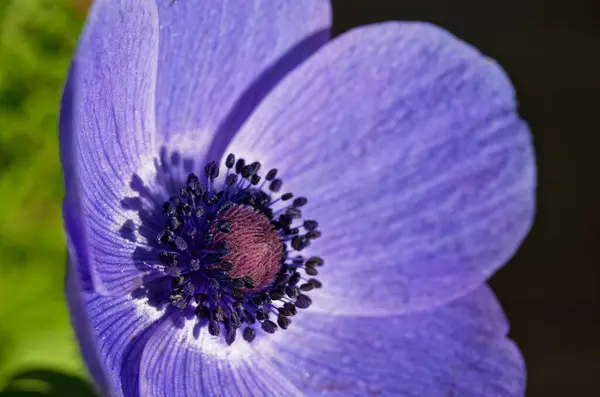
226;22;536;315
153;0;331;161
258;286;525;396
66;267;165;397
62;0;332;295
60;0;161;294
65;270;110;395
138;316;302;396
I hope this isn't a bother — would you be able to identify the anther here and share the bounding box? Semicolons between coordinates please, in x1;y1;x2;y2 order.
288;272;301;287
269;288;285;300
174;236;188;251
292;197;308;207
242;276;256;289
283;302;297;316
214;305;225;322
291;236;308;251
226;329;236;345
159;250;176;265
241;165;252;179
277;307;291;317
209;278;219;289
285;208;302;219
261;320;278;334
165;266;181;277
181;203;192;217
261;293;272;304
195;304;210;319
217;220;231;233
250;174;261;185
232;278;245;289
305;256;324;267
205;161;219;180
285;286;299;299
225;153;235;168
277;315;290;329
269;179;283;192
306;231;322;239
168;217;182;231
195;293;208;304
235;158;245;174
183;282;195;297
305;267;319;276
256;308;269;321
308;279;322;288
303;220;318;231
230;310;242;329
265;168;278;181
250;161;261;174
208;320;221;336
243;327;256;342
295;294;312;309
225;174;238;187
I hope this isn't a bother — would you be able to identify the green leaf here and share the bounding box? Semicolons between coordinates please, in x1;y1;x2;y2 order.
0;0;88;389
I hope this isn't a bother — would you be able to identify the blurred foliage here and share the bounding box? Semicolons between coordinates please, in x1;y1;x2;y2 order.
0;369;97;397
0;0;95;394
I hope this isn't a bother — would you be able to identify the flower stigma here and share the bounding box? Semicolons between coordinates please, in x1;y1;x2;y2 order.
151;153;323;345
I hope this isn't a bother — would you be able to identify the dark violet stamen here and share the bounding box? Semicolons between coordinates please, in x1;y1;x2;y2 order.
235;158;245;174
243;327;256;342
292;197;308;207
265;168;278;181
305;267;319;276
226;329;236;345
147;153;324;344
209;320;221;336
225;174;238;186
277;307;291;317
306;256;324;267
250;161;261;174
250;174;261;185
269;179;283;192
295;294;312;309
261;320;278;334
288;272;301;287
277;315;290;329
308;279;322;289
283;302;297;316
225;153;235;168
303;220;318;231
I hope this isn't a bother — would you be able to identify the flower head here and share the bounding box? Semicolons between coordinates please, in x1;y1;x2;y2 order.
62;1;535;396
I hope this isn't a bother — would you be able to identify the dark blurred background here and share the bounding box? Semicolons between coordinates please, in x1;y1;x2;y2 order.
0;0;597;396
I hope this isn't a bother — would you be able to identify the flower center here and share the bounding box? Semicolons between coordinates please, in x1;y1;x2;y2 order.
212;205;283;292
150;153;323;344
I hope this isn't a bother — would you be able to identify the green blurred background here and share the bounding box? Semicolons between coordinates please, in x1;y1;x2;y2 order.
0;0;96;395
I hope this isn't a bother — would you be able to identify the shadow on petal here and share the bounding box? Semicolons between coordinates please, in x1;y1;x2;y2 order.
206;28;332;162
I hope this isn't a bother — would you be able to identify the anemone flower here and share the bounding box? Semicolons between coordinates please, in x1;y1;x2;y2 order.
61;1;535;396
